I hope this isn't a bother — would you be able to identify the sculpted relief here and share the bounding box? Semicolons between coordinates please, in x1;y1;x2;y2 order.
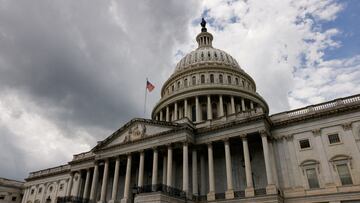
124;123;146;143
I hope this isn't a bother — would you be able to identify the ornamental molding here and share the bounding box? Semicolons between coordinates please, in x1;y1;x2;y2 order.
312;129;321;136
342;122;352;131
124;123;146;143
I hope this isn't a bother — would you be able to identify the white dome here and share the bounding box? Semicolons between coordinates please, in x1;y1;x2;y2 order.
174;47;242;74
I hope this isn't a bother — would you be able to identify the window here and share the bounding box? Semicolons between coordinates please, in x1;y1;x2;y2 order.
299;139;310;149
201;75;205;84
306;168;320;188
59;184;64;191
0;196;5;200
12;197;17;201
177;81;180;89
49;186;53;192
337;164;353;185
328;134;340;144
38;187;42;193
227;76;232;84
235;78;239;85
184;78;188;87
210;74;214;83
31;189;35;195
192;76;196;85
171;85;174;92
219;74;223;84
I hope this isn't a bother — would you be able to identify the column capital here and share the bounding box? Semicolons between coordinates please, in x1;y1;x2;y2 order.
285;134;294;141
206;142;213;147
166;143;172;148
182;141;189;146
259;130;268;137
138;149;145;153
342;122;352;131
152;146;158;151
240;134;247;139
312;129;321;136
222;137;230;143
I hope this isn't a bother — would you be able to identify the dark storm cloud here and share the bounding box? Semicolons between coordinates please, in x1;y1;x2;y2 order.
0;0;200;179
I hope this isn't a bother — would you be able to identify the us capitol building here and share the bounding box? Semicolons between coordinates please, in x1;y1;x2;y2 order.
15;20;360;203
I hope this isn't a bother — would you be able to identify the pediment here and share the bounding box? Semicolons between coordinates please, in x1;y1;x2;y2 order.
93;118;179;150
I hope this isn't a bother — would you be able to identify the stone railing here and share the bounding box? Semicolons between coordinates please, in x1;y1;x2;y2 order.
72;151;94;161
28;165;70;179
271;94;360;123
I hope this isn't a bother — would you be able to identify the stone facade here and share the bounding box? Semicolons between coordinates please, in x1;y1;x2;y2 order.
16;21;360;203
0;178;24;203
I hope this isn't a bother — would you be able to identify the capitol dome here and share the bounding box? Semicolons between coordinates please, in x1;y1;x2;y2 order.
152;19;268;123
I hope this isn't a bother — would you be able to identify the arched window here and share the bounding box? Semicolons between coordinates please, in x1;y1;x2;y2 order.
171;85;174;92
192;76;196;86
210;74;214;83
177;81;181;89
227;76;232;84
201;104;207;120
191;105;196;122
184;78;188;87
212;103;218;119
219;74;223;84
201;75;205;84
235;78;239;85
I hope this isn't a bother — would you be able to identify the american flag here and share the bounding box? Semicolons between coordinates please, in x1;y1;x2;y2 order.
146;80;155;92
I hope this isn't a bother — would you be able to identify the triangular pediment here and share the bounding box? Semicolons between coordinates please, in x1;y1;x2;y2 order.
93;118;181;150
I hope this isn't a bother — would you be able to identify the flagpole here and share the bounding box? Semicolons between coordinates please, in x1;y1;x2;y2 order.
144;78;148;117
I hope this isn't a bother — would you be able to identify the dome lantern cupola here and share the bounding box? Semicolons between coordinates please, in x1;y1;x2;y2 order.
152;18;269;125
196;18;213;48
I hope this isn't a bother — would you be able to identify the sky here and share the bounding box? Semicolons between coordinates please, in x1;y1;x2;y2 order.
0;0;359;181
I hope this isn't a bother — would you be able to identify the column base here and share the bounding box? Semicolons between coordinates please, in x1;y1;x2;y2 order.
207;191;215;201
120;198;131;203
245;187;255;197
108;200;120;203
97;201;105;203
225;189;234;199
266;184;277;195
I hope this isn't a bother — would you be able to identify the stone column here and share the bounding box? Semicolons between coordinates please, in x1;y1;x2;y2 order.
110;157;120;203
192;149;198;196
138;151;145;187
66;173;74;197
174;102;178;120
121;154;132;203
219;95;224;117
207;143;215;201
224;139;234;199
99;159;109;203
74;172;81;197
162;155;167;185
183;143;189;194
200;154;206;196
195;96;200;122
261;132;276;194
167;145;173;187
152;148;158;190
159;111;163;121
83;169;91;199
207;95;212;120
166;106;169;122
250;101;254;109
313;129;335;187
230;96;235;114
184;99;188;119
89;164;99;202
242;136;254;197
241;98;246;111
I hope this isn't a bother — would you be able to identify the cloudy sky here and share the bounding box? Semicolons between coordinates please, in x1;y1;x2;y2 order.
0;0;359;181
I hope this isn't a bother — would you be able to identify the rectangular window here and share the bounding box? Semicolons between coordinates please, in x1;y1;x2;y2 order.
59;184;64;190
328;134;340;144
337;164;353;185
299;139;311;149
12;197;17;201
306;168;320;188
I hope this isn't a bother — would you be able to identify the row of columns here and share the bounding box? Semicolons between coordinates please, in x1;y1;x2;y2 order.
156;95;254;122
66;133;275;202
